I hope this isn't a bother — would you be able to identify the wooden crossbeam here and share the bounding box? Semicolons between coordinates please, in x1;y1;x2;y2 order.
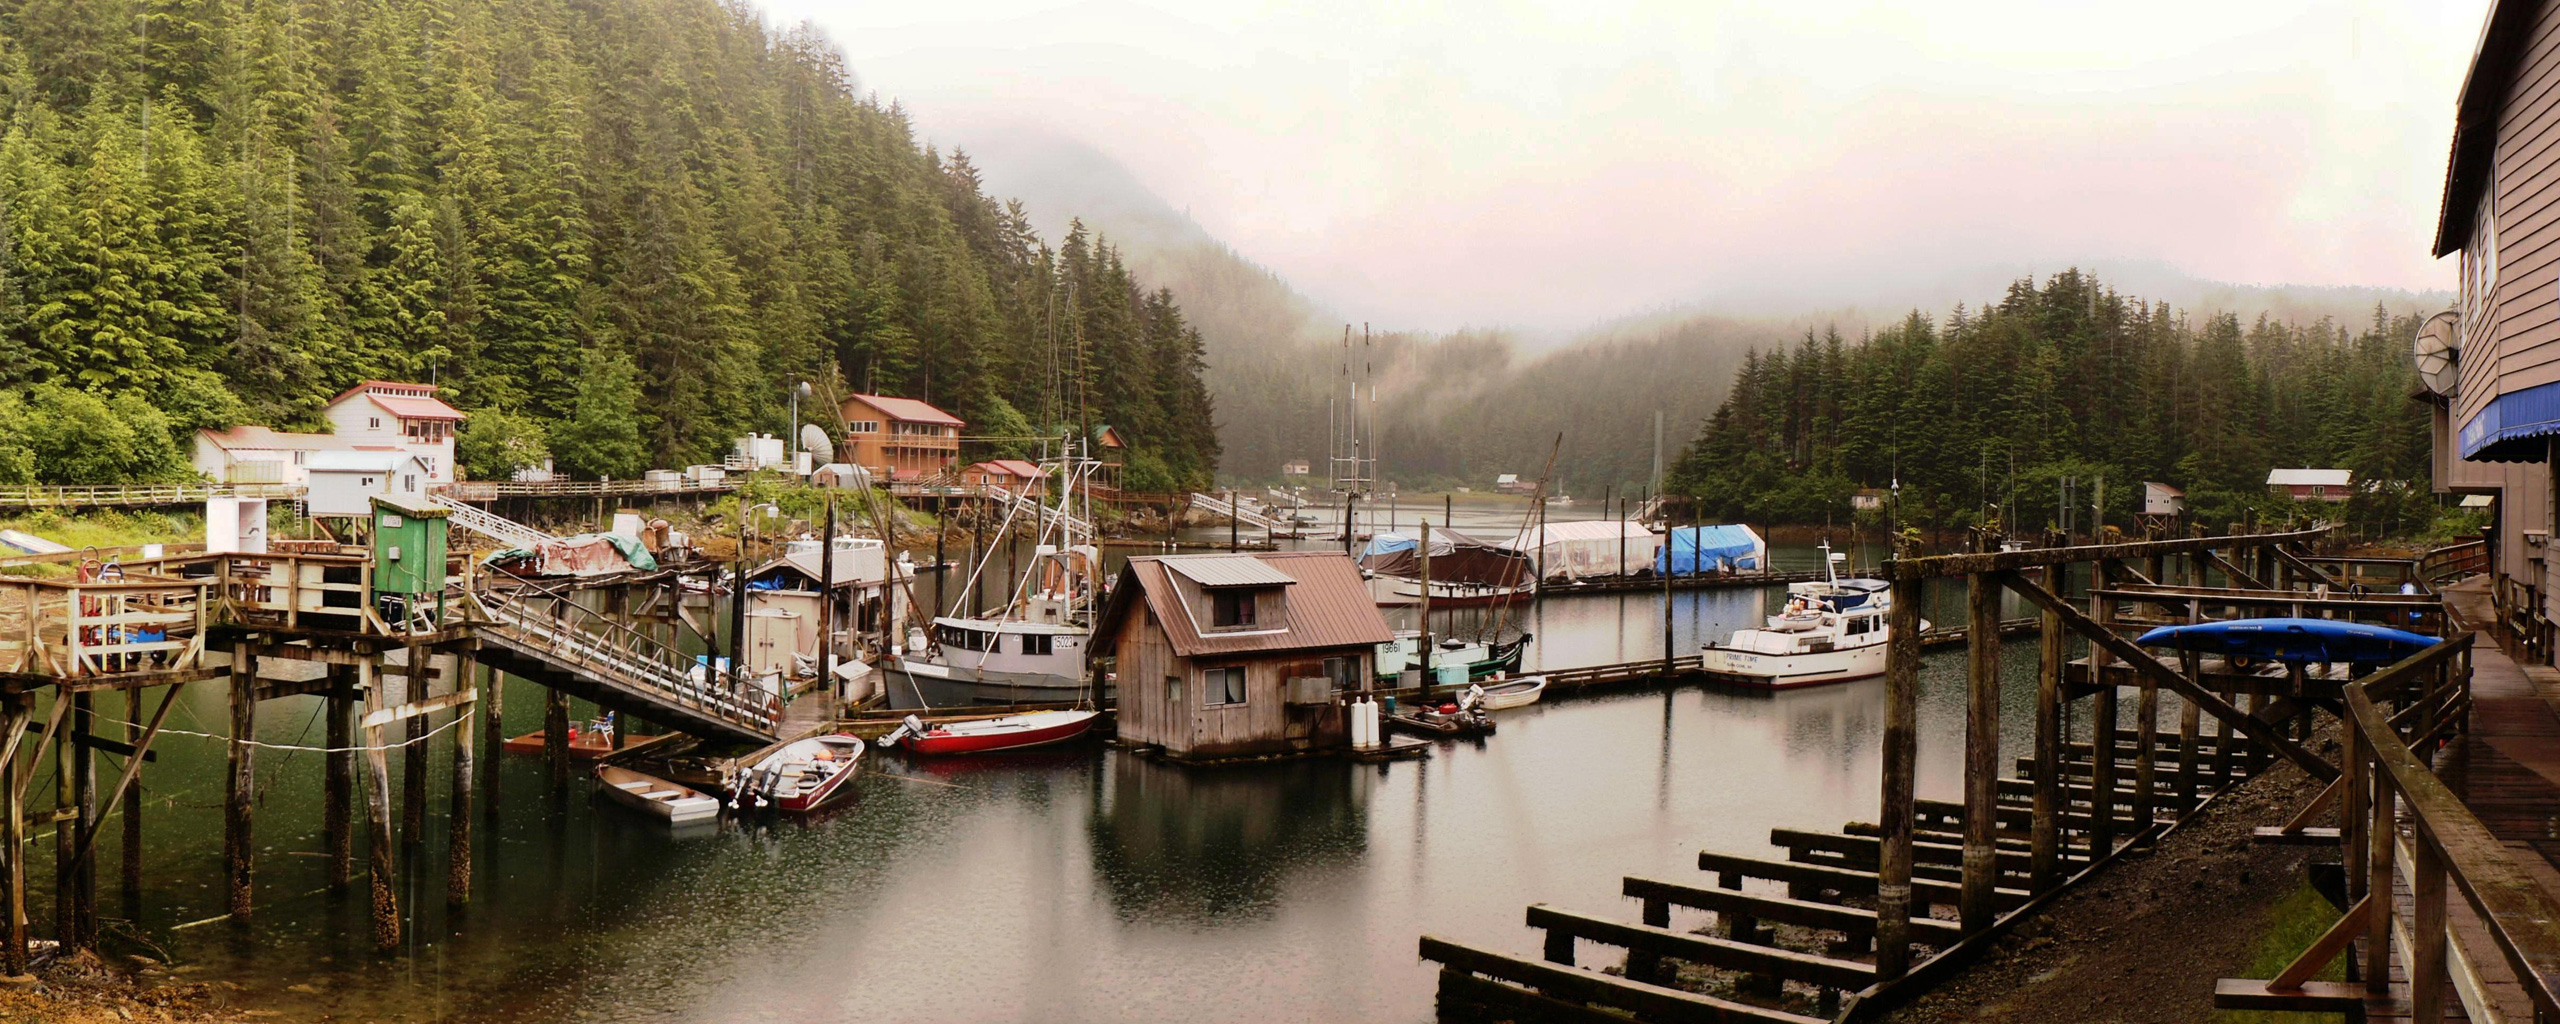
8;697;69;810
2268;545;2343;590
1528;904;1876;990
2202;550;2270;590
69;684;180;866
1999;573;2338;782
1420;936;1826;1024
359;687;478;730
1624;875;1967;944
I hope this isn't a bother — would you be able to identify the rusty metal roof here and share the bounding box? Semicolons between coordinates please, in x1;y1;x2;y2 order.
1098;551;1392;659
1160;554;1298;588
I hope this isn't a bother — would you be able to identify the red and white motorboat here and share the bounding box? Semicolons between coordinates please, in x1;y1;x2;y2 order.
880;709;1098;756
735;734;865;813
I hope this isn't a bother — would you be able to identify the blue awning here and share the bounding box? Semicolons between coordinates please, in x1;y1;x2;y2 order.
2460;379;2560;462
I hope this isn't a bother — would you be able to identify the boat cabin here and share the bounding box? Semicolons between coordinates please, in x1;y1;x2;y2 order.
1094;551;1392;761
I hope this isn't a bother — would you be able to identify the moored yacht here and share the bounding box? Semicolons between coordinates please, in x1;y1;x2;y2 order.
1701;545;1921;688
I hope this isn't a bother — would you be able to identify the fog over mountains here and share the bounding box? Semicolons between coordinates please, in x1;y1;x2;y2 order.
942;122;2454;490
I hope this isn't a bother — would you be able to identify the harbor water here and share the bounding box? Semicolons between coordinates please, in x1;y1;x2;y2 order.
24;498;2111;1023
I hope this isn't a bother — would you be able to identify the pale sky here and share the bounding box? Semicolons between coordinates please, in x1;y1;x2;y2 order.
758;0;2487;333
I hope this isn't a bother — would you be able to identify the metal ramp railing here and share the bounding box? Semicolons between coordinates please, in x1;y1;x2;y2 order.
1190;492;1285;531
987;484;1092;536
425;492;557;549
464;587;779;744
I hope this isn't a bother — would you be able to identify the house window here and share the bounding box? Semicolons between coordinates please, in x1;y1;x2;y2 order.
369;416;381;430
1211;589;1257;628
1324;655;1359;693
402;474;417;492
1167;675;1184;708
1203;666;1246;706
292;451;306;465
1021;633;1054;656
360;476;377;487
848;420;880;434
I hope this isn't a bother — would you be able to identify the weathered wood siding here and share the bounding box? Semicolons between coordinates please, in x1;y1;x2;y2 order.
2486;1;2560;395
1111;604;1365;759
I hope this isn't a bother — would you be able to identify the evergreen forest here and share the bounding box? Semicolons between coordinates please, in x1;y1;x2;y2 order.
0;0;1220;488
1665;270;2437;532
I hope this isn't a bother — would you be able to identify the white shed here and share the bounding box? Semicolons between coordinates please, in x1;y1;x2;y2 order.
307;451;430;517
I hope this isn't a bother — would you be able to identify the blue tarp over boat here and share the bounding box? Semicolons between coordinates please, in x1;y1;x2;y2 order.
1655;524;1765;576
2133;618;2439;665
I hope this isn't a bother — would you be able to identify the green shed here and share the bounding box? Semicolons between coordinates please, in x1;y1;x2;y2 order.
371;497;450;627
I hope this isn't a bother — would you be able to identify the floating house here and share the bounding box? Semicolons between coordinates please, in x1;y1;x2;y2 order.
1096;552;1390;762
837;394;963;483
741;536;894;698
2266;469;2353;502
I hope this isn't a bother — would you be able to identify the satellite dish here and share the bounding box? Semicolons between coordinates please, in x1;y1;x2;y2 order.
2415;309;2460;397
799;424;834;464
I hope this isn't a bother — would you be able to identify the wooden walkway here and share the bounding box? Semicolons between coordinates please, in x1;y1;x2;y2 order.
2425;580;2560;1021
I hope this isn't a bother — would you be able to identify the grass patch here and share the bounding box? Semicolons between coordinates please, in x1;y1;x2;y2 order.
2218;877;2349;1024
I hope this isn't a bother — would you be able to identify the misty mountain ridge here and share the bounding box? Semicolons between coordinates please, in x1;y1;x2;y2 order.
935;123;2451;487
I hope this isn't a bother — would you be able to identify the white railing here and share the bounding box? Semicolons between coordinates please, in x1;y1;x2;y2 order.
1190;492;1285;531
424;493;556;549
468;588;779;737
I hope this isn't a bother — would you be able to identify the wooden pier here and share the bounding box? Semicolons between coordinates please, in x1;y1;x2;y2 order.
1416;526;2533;1023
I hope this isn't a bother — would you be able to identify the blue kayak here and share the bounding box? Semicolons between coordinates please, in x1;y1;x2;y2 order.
2133;618;2439;665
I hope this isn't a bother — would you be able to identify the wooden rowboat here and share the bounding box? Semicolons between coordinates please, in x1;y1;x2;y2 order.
595;764;721;824
1475;676;1547;711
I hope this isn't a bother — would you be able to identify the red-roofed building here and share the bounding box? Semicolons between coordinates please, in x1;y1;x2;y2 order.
323;381;466;483
960;459;1047;490
839;393;963;481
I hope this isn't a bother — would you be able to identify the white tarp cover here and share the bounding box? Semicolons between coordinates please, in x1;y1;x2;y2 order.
1508;519;1660;580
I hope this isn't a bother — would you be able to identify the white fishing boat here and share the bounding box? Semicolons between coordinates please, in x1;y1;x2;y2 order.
1701;544;1922;688
595;764;722;824
891;441;1106;710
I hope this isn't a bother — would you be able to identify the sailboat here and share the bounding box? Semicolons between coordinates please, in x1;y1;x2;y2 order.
889;440;1104;708
1701;542;1924;688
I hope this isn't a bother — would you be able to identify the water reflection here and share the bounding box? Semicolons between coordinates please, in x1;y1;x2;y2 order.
1088;752;1368;926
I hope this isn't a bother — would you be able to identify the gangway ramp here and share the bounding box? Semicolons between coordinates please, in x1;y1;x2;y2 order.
465;587;779;745
426;492;557;550
987;484;1093;536
1190;492;1286;531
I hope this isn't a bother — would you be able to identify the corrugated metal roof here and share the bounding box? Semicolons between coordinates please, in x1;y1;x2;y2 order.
2266;469;2352;487
198;425;351;451
846;393;963;427
1100;551;1392;658
1161;554;1298;588
369;393;467;421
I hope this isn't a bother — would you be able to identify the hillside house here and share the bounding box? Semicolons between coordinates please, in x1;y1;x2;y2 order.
2143;481;2186;516
306;451;432;517
961;459;1048;490
193;426;353;486
838;394;963;482
2266;469;2353;502
1852;488;1889;511
322;381;466;484
1095;552;1391;761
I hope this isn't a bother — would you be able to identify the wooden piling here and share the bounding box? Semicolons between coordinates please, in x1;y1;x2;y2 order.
545;688;569;786
0;698;24;979
225;644;256;920
361;658;401;951
481;663;503;821
1875;566;1924;980
2364;759;2395;991
2088;579;2119;857
69;690;94;947
121;687;142;919
2032;598;2065;889
326;666;353;889
401;648;427;846
451;651;476;906
1961;570;2002;932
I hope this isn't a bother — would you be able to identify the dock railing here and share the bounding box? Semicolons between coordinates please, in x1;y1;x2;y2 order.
2211;634;2560;1023
0;571;214;679
2420;538;2490;586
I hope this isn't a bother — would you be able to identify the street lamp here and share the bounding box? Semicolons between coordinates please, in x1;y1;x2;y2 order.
788;382;813;467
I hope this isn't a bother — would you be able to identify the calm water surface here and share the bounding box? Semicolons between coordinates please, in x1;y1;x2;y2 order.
22;501;2137;1023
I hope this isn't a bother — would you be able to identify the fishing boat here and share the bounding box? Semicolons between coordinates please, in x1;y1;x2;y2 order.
594;764;721;824
1701;543;1920;688
1375;631;1532;684
891;443;1107;710
1359;529;1536;607
1472;675;1547;710
878;709;1100;755
734;734;865;813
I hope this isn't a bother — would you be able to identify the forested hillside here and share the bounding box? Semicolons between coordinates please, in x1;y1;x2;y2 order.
1667;270;2434;530
0;0;1218;486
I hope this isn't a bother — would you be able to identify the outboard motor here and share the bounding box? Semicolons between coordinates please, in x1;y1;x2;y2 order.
879;714;929;749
